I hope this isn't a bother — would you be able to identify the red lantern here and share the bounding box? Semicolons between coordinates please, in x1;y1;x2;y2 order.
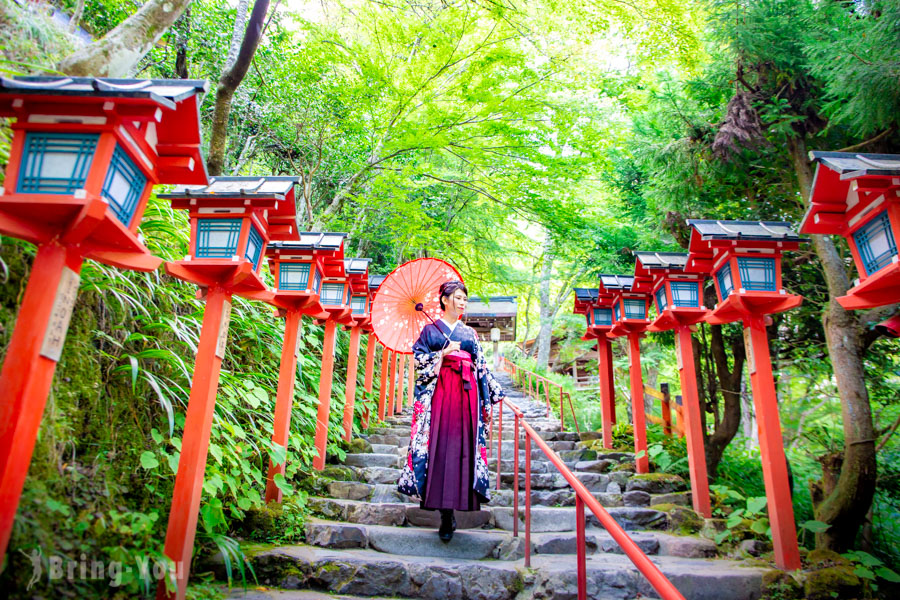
340;257;372;443
156;176;299;600
573;286;617;449
0;76;207;565
602;274;652;473
800;151;900;309
686;219;805;571
634;252;711;518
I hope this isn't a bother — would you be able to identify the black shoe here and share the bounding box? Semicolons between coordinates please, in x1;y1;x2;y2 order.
438;510;456;543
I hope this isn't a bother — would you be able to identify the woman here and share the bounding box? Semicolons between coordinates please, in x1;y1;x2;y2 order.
397;281;505;542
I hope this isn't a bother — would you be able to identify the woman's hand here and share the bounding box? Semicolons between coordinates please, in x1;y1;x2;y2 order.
442;341;461;356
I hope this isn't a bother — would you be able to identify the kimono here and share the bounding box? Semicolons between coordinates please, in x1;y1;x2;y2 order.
397;319;504;503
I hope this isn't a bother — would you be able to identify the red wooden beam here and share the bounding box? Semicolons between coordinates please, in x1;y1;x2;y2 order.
158;286;232;600
627;333;649;474
396;354;406;412
387;352;398;418
361;335;377;429
0;242;83;564
675;326;712;518
377;346;389;422
341;327;362;442
744;317;801;570
407;355;415;412
597;337;616;449
265;309;302;503
312;320;338;471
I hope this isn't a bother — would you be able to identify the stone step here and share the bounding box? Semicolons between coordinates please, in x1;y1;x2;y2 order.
486;488;693;509
223;588;397;600
369;443;401;455
357;467;401;485
244;545;526;600
496;471;613;491
240;545;765;600
490;505;669;532
308;497;491;530
530;553;765;600
343;454;403;469
304;519;524;561
368;427;411;437
362;434;405;446
497;439;579;452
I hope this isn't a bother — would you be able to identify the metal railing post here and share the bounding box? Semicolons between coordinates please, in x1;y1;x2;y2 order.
496;405;503;490
525;432;532;568
513;413;520;538
560;387;565;431
576;495;587;600
489;403;493;459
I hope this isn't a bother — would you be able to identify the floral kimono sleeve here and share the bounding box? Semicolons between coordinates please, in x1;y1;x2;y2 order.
412;324;443;386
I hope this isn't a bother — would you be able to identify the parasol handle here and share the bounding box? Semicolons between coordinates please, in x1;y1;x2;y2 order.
415;303;453;345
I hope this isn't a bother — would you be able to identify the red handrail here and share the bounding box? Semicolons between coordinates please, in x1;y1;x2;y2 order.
497;364;684;600
500;357;580;433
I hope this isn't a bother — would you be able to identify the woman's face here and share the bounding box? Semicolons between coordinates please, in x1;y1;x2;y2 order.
445;289;468;314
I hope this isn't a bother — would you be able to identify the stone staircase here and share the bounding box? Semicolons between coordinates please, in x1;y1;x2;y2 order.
227;372;770;600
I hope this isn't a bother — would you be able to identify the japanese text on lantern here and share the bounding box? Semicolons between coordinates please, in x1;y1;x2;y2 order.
40;267;81;362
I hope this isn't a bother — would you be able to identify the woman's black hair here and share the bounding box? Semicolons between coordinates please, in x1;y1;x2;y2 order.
439;280;468;310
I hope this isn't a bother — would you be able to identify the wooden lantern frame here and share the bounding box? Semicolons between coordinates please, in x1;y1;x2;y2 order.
800;151;900;309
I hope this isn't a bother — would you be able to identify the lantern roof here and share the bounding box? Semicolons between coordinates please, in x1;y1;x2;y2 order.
0;76;208;106
344;258;372;275
598;274;635;292
573;287;599;305
809;151;900;178
162;176;299;200
800;151;900;235
633;252;688;270
267;232;347;254
0;76;209;184
369;274;387;291
686;219;804;272
686;219;802;242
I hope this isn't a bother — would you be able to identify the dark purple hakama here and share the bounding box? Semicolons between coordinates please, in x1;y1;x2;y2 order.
422;353;480;511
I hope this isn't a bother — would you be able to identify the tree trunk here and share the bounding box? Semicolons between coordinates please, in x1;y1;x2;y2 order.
702;322;745;478
741;373;757;451
535;234;553;368
68;0;86;34
174;7;191;79
206;0;270;176
58;0;193;77
787;136;877;552
225;0;250;71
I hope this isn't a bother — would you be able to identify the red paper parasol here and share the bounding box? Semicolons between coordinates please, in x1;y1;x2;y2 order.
371;258;463;354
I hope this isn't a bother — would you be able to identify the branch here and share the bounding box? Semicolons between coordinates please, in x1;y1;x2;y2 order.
836;127;894;153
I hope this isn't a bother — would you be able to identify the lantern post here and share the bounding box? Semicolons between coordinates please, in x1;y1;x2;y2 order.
309;243;355;471
635;251;712;517
397;354;407;412
252;231;348;500
156;176;294;599
378;345;390;421
363;274;385;428
361;335;377;430
605;274;652;474
686;219;806;571
408;353;415;411
572;286;616;448
800;151;900;309
387;351;398;418
340;258;373;441
0;76;208;565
